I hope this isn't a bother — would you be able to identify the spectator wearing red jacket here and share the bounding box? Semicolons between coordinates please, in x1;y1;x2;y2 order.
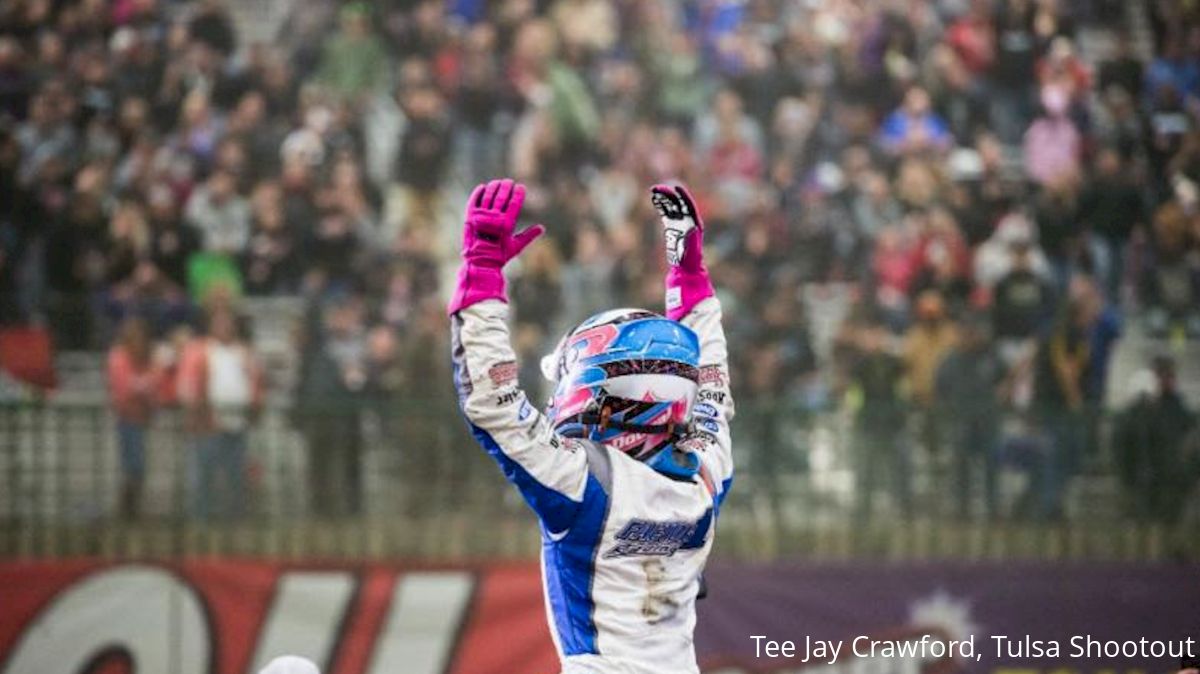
107;317;161;519
177;304;265;519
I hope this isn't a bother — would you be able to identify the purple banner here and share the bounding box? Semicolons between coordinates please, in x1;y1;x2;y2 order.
696;562;1199;673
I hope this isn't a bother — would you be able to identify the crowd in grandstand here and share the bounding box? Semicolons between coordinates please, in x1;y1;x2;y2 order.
0;0;1198;521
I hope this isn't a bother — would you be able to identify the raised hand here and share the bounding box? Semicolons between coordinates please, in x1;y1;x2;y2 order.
650;184;704;272
649;183;713;321
461;178;545;269
449;178;545;314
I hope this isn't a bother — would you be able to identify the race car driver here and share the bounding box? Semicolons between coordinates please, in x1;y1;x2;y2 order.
449;178;733;674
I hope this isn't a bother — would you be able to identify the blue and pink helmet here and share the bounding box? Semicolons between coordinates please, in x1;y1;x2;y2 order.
541;308;701;478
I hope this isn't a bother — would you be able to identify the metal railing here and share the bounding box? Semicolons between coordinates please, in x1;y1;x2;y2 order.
0;399;1196;561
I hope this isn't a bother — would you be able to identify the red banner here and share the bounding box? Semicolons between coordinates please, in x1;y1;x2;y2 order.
0;560;557;674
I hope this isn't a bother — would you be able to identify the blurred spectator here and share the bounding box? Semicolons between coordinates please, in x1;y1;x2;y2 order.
1146;34;1200;107
1143;196;1200;338
313;3;390;102
904;290;959;458
936;317;1004;516
454;23;508;184
43;163;107;348
185;169;250;255
645;19;707;125
1036;38;1092;114
295;296;368;517
871;223;919;330
508;17;599;174
393;297;453;515
178;304;264;519
737;282;818;506
392;84;452;236
992;241;1056;350
561;225;616;319
911;207;972;313
989;0;1037;142
16;85;77;186
1098;31;1144;101
552;0;617;56
1023;86;1082;187
1147;83;1192;185
242;181;299;295
696;88;764;205
947;2;996;77
1031;297;1093;519
174;90;223;168
1073;277;1121;415
1114;359;1196;522
307;210;365;292
107;317;162;519
188;0;237;58
974;212;1051;289
1078;148;1145;298
903;291;959;409
929;46;990;143
879;86;953;157
1093;87;1145;163
146;183;201;290
850;170;903;241
0;36;29;121
362;324;402;416
103;259;193;341
1033;176;1083;290
848;320;910;523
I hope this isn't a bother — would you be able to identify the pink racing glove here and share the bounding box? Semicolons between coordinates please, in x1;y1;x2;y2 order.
651;184;714;321
448;178;545;315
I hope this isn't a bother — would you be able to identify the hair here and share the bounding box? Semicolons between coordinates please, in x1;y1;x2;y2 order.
115;316;151;366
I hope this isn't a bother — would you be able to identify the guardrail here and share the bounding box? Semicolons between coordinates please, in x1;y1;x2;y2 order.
0;400;1196;561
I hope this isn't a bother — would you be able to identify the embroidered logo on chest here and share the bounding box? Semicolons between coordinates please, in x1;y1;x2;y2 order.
603;517;706;559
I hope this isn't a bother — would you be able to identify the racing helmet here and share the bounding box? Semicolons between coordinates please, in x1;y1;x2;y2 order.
541;308;701;478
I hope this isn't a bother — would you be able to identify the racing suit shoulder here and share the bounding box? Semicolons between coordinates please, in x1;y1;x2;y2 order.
451;300;593;535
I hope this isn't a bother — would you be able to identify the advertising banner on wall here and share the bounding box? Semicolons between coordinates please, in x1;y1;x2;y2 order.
0;560;1195;674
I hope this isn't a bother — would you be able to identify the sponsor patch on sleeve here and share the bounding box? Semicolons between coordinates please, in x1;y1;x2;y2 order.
698;365;725;386
488;361;518;386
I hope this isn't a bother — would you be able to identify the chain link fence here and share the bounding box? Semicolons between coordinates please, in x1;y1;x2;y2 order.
0;399;1196;561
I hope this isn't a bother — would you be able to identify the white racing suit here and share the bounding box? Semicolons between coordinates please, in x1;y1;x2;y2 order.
451;297;734;674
